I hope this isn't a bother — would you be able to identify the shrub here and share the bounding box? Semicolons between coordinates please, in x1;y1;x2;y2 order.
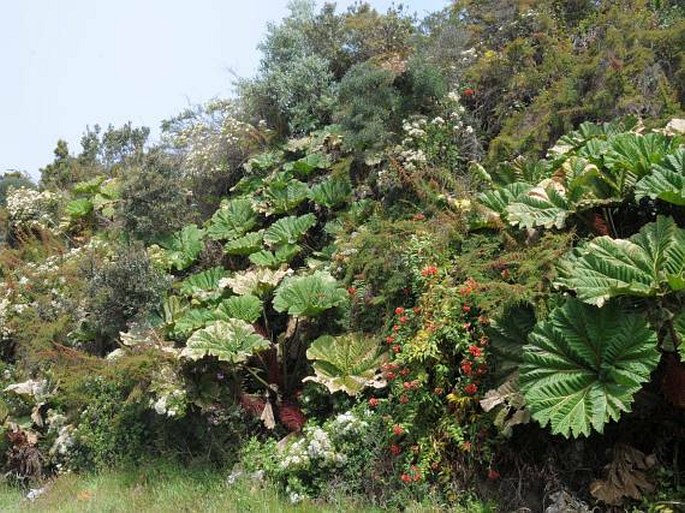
85;244;169;351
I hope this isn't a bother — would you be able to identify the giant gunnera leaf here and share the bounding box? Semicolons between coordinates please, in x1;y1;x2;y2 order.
635;148;685;206
303;334;387;395
308;176;352;209
181;320;270;364
263;214;316;246
520;299;659;438
273;271;347;317
214;295;263;324
556;216;685;306
160;225;205;271
206;198;257;241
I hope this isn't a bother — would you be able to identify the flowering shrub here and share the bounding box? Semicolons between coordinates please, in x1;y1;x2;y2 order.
5;187;61;237
365;271;499;487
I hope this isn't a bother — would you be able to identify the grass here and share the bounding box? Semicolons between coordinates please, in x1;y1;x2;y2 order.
0;463;494;513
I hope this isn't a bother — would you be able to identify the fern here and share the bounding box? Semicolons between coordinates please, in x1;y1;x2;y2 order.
520;299;659;438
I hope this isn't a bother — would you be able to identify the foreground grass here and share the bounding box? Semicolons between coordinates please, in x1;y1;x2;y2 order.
0;463;494;513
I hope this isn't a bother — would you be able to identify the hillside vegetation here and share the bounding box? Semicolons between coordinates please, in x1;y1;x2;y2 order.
0;1;683;511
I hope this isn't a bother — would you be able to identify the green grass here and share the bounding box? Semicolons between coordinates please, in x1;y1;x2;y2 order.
0;463;494;513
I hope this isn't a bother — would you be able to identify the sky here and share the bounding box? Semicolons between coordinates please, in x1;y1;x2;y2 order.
1;0;450;180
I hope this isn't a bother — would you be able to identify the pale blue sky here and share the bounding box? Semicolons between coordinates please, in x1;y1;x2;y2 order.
1;0;449;179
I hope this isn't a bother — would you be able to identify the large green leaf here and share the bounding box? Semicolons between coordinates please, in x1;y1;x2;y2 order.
506;181;572;229
556;216;685;306
223;231;264;256
635;149;685;206
262;178;309;215
263;214;316;246
160;225;205;271
248;244;301;268
223;267;291;297
214;295;263;324
283;152;331;177
206;199;257;241
173;307;216;337
488;303;537;377
65;198;94;219
520;299;659;438
304;334;387;395
181;320;270;363
177;267;226;302
273;271;347;317
308;176;352;209
478;183;531;216
602;133;678;196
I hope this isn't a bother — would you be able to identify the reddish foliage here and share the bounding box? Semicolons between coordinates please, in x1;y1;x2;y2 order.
279;404;306;432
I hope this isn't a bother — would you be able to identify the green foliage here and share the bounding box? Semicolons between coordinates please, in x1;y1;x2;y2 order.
261;177;309;215
263;214;316;246
556;216;685;306
117;152;193;242
520;299;659;438
205;198;257;241
214;295;263;324
223;231;264;256
248;244;301;268
304;334;387;395
308;176;352;209
635;148;685;205
335;62;400;152
158;225;205;271
273;271;347;317
86;245;169;345
181;320;270;363
177;267;226;303
0;172;34;207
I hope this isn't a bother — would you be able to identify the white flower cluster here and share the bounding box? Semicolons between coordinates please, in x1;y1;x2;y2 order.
331;410;369;437
5;187;60;232
280;426;346;471
0;291;12;338
165;100;260;176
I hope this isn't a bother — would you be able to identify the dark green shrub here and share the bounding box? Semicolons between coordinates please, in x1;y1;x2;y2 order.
85;244;169;351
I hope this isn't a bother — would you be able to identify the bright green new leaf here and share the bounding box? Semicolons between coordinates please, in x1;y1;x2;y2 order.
556;216;685;306
181;320;270;364
304;334;387;395
248;244;301;268
206;199;257;241
214;295;263;324
635;149;685;206
506;182;572;229
65;198;94;219
224;231;264;256
177;267;226;302
160;225;205;271
263;214;316;246
520;299;659;438
308;176;352;209
273;271;347;317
